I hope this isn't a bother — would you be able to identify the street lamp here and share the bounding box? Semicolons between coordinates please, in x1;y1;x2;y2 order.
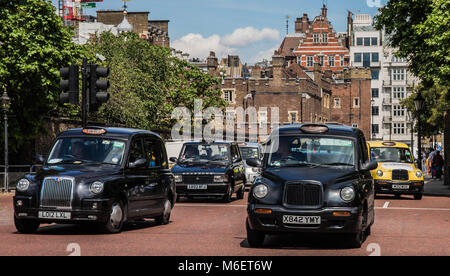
414;91;425;170
1;88;10;192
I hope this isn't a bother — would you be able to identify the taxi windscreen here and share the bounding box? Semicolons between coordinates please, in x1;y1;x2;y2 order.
370;147;413;164
47;138;126;165
179;144;229;163
267;136;355;168
240;147;260;160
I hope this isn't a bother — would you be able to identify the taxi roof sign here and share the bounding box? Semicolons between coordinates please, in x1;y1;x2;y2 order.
82;128;107;135
300;124;329;134
382;142;396;146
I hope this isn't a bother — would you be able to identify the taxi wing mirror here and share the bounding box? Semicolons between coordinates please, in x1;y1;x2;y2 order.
246;158;262;168
362;161;378;171
129;158;147;169
169;157;178;163
34;154;45;164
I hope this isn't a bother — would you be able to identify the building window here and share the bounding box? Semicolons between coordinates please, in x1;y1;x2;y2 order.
372;88;379;98
318;56;324;66
322;33;328;43
258;111;267;125
356;37;363;46
354;53;362;63
313;33;320;44
288;111;298;123
371;37;378;46
223;89;235;103
392;69;405;81
371;69;380;80
372;53;379;62
297;55;302;65
334;98;341;108
363;53;371;67
393;87;405;98
372;106;379;116
340;55;345;66
353;97;360;108
393;105;405;117
328;55;335;67
225;110;235;124
372;124;379;134
392;56;407;63
393;123;405;134
307;56;314;67
364;37;371;46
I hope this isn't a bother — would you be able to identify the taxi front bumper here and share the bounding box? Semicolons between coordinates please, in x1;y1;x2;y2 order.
374;180;424;195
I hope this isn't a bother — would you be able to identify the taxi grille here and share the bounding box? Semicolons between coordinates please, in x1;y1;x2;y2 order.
40;177;74;209
392;170;409;181
183;175;214;184
285;182;322;207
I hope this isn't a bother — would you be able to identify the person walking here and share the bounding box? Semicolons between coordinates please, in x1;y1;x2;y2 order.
432;151;444;180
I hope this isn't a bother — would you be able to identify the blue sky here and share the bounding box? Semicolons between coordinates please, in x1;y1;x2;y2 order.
51;0;387;64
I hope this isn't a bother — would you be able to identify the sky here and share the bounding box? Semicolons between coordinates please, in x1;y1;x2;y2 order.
51;0;388;64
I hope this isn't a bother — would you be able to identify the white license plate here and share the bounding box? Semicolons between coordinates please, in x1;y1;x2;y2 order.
187;184;207;190
38;211;71;220
392;184;410;190
283;215;321;225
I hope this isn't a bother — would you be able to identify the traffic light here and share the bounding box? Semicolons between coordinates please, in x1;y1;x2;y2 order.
59;65;79;104
88;64;110;112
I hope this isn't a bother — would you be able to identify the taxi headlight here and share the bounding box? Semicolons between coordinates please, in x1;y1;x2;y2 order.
416;171;423;178
16;179;30;192
253;184;269;199
89;181;104;194
214;175;228;183
340;186;355;202
174;175;183;183
376;170;383;177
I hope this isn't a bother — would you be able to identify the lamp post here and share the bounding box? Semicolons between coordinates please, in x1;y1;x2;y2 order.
414;91;425;170
407;110;414;156
1;88;10;192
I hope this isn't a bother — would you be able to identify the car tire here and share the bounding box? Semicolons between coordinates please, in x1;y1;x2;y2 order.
345;229;364;248
99;200;125;234
222;185;233;203
14;216;40;234
155;198;172;225
414;193;423;200
246;220;265;248
237;185;245;200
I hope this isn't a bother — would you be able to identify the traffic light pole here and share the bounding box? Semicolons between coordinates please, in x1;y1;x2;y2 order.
81;58;88;128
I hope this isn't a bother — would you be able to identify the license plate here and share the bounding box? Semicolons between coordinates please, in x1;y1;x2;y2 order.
187;184;207;190
392;184;410;190
38;211;71;220
283;215;321;225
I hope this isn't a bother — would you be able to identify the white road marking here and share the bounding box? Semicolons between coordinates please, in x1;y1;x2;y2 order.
375;207;450;211
383;201;390;209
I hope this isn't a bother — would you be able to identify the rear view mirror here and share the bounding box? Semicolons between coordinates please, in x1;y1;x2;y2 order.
169;157;178;163
129;158;147;169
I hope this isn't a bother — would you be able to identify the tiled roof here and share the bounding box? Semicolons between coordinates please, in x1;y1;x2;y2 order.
283;63;312;80
279;36;302;57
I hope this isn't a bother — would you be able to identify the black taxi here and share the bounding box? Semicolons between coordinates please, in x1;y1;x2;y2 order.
245;124;378;248
13;127;176;234
170;141;246;202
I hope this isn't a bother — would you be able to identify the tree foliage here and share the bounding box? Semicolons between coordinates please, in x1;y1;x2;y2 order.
86;32;226;130
0;0;87;152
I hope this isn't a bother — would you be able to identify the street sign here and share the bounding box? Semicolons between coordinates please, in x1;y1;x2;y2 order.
81;3;96;8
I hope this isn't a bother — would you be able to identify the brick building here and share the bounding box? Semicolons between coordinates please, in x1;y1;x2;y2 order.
96;10;170;47
290;5;351;72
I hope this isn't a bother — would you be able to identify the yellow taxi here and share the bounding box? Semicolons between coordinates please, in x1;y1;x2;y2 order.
367;141;424;200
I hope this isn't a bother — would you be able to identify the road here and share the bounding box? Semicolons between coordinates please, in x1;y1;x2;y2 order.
0;192;449;256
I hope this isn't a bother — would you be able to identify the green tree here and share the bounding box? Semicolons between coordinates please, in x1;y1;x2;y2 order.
86;32;226;130
0;0;87;154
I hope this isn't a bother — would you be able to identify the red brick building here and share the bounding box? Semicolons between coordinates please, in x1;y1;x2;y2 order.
283;5;350;72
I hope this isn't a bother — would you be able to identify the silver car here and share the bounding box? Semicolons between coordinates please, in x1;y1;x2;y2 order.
239;143;263;186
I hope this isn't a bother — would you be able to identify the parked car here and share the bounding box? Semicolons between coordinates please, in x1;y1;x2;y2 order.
238;143;263;186
13;127;176;234
367;141;424;200
245;124;377;248
170;141;246;202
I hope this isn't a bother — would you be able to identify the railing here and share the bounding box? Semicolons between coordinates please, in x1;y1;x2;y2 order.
0;165;42;192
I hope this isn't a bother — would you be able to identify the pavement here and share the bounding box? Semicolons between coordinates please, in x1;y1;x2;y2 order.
424;176;450;197
0;192;449;256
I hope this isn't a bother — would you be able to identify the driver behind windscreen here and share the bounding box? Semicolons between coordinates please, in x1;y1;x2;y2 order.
71;141;88;160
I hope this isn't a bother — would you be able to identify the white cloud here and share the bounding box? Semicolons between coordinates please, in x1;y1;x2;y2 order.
250;45;280;63
171;33;236;60
221;27;280;48
172;27;280;60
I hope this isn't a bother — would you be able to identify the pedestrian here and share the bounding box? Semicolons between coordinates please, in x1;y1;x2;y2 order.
432;151;444;180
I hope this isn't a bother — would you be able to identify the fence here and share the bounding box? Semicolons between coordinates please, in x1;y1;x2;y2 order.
0;165;41;192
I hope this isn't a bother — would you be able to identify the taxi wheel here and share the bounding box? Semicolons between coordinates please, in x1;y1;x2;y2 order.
222;185;233;203
414;194;423;200
14;216;40;234
237;185;245;200
155;199;172;225
100;200;124;234
246;220;265;248
346;230;364;248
